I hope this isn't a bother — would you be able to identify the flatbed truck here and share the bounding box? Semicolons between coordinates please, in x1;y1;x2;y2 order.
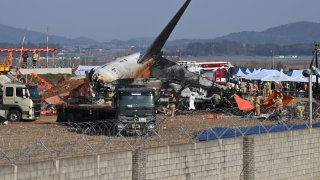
56;87;157;135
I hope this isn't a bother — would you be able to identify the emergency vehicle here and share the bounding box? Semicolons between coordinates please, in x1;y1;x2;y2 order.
177;61;232;83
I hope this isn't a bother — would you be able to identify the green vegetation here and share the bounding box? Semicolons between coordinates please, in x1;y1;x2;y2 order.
0;42;61;49
183;41;313;56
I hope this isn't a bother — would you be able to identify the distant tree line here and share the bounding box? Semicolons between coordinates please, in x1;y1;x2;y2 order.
181;41;313;56
0;42;61;49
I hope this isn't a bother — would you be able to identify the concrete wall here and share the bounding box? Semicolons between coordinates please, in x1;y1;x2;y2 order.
20;68;72;75
2;151;132;180
145;138;243;180
1;128;320;180
254;129;320;179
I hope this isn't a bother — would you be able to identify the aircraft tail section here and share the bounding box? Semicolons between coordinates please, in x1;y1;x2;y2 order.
138;0;191;64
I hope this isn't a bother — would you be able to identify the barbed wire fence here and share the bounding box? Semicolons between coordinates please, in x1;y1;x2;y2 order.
0;105;319;166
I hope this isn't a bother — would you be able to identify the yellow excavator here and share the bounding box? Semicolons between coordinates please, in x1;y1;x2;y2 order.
0;51;12;75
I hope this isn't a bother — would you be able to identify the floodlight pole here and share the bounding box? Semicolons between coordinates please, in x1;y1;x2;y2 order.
271;50;274;69
315;44;319;98
309;74;313;128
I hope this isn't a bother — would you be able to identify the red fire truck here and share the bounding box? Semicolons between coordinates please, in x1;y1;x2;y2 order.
177;61;232;83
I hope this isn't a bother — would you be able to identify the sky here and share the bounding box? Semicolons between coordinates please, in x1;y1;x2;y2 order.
1;0;320;42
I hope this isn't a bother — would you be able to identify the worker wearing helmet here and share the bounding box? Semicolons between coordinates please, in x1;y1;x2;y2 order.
272;92;283;114
22;51;29;68
168;92;176;117
254;95;261;116
32;50;39;67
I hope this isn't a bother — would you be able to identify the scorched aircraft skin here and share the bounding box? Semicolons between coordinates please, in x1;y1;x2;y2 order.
91;0;212;89
91;0;191;82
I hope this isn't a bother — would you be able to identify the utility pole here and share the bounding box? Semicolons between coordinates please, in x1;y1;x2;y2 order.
309;73;313;128
271;50;274;69
315;43;319;98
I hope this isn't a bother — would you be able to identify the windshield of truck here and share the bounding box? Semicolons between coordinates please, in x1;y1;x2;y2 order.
27;85;40;99
118;91;155;108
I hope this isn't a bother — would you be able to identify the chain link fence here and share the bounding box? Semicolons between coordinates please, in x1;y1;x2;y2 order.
0;105;319;166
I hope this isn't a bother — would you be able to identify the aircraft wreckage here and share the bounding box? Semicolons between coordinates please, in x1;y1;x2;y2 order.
89;0;213;95
55;0;221;134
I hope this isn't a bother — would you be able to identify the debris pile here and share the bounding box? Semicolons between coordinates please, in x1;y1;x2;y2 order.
42;79;84;104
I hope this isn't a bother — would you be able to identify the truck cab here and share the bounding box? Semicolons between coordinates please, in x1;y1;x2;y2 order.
1;83;41;121
114;87;156;135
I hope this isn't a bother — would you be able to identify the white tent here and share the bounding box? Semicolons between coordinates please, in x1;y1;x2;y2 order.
290;74;320;83
261;71;293;82
245;68;261;74
236;69;247;78
245;69;279;80
245;68;252;74
286;69;320;82
253;68;261;74
288;70;304;78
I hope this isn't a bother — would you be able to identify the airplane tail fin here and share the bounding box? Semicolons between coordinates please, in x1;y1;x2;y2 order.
137;0;191;64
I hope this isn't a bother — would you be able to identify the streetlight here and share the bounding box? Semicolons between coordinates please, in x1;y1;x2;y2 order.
302;66;320;128
271;50;274;69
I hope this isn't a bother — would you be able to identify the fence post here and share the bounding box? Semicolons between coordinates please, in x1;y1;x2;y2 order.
132;149;146;180
243;136;255;180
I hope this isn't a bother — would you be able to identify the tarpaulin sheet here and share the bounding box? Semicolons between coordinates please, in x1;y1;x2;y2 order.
234;92;293;112
261;91;293;107
234;95;254;111
194;123;320;141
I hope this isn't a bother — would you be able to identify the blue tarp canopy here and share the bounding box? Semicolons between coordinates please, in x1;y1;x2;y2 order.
194;123;320;141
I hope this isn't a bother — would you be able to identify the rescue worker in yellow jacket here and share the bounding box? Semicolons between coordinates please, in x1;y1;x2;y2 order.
255;95;261;116
266;81;272;96
273;92;283;114
296;103;305;118
32;50;39;67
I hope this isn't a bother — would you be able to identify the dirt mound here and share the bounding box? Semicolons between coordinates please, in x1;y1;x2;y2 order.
37;74;72;86
42;79;84;103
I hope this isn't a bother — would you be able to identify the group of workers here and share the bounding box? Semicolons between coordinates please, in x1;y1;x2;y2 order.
165;91;196;118
237;80;282;97
254;91;284;117
231;80;309;98
22;51;39;68
101;77;306;120
227;79;308;118
253;87;306;119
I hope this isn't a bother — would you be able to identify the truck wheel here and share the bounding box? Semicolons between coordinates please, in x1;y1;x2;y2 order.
8;110;21;121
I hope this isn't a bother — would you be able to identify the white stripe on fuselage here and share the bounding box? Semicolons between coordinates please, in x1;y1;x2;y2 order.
92;52;154;83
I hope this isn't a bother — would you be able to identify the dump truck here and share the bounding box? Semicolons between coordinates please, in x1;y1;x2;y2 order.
0;83;41;121
56;87;157;135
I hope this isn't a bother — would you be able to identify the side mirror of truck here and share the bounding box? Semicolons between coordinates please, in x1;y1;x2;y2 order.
22;89;28;98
